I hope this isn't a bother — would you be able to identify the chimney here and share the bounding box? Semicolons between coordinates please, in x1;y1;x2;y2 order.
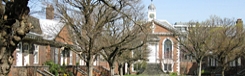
236;18;243;24
46;4;54;19
236;19;243;31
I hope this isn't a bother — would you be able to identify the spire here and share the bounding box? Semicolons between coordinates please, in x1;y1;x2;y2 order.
148;0;156;11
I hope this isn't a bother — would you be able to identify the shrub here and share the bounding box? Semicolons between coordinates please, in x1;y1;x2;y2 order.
169;72;177;76
44;61;67;76
201;70;211;75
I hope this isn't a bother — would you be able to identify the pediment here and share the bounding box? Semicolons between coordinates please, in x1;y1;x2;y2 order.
152;20;178;34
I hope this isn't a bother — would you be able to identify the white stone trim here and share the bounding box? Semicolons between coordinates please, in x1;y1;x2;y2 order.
177;42;180;75
23;43;30;66
69;51;73;65
16;42;23;66
162;38;174;72
33;44;39;64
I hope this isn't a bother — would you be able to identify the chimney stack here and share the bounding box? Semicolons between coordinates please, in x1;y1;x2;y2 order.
46;4;54;19
236;18;243;24
236;19;243;31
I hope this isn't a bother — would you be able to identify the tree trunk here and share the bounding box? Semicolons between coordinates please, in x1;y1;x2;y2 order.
118;63;123;76
198;60;202;76
120;65;123;76
221;66;227;76
87;57;94;76
109;62;115;76
0;47;14;76
0;0;31;75
127;63;132;74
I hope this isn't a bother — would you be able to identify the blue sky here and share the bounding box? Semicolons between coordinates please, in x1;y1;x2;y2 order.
143;0;245;24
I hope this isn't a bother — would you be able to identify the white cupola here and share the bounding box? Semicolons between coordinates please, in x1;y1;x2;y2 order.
148;0;156;21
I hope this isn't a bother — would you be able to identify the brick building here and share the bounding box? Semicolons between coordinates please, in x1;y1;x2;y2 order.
145;1;245;75
8;4;113;76
8;5;86;76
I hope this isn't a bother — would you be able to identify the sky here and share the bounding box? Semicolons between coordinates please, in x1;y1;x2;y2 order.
142;0;245;24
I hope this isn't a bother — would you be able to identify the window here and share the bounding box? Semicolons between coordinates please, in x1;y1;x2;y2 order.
22;43;29;53
229;60;236;67
164;39;172;59
17;42;22;50
184;55;192;61
76;54;80;65
54;48;59;64
22;43;29;66
209;57;218;67
164;64;172;71
69;51;72;65
228;58;241;67
16;42;22;66
62;48;70;57
61;48;70;65
181;27;186;32
238;58;241;66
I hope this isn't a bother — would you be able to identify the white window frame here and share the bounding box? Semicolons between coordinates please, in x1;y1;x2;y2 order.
163;63;173;72
16;42;23;66
229;60;236;67
209;57;218;67
238;57;241;66
23;43;29;66
33;44;39;64
69;51;72;65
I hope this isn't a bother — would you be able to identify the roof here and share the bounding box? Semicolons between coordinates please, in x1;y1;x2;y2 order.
148;3;156;10
39;19;64;40
153;20;178;33
28;16;42;34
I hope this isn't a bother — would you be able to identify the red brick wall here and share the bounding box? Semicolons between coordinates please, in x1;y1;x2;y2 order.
39;45;47;65
153;22;179;73
153;23;172;33
55;25;73;45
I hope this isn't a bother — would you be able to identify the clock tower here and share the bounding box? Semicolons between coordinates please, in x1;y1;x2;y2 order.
148;0;156;21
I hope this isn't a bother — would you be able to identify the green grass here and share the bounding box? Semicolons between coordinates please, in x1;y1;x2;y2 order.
124;74;146;76
124;74;163;76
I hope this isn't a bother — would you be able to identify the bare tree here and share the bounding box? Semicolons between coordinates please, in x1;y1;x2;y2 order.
179;16;245;76
0;0;32;75
100;21;148;76
178;21;213;76
116;44;149;75
54;0;145;76
205;16;245;76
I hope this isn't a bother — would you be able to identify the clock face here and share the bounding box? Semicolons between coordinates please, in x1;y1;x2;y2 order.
150;13;154;18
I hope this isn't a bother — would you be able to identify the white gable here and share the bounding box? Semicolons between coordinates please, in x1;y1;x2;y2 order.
39;19;64;40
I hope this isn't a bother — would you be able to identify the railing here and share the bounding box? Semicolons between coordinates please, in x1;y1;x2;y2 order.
43;69;55;76
237;68;245;75
36;69;49;76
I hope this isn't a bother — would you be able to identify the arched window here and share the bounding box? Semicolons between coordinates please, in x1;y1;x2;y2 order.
164;39;172;59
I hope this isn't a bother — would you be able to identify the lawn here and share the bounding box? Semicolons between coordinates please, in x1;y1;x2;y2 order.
124;74;165;76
